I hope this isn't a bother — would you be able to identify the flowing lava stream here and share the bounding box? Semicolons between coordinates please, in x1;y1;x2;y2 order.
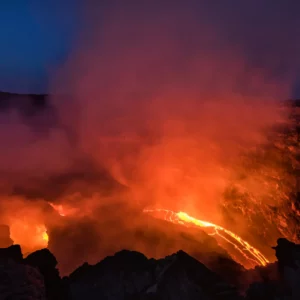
48;203;269;269
143;208;269;269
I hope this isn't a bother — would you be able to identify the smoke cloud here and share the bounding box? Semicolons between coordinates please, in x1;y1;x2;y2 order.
0;0;300;271
50;0;297;214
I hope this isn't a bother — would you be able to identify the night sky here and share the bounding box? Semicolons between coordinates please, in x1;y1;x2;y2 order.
0;0;80;94
1;1;300;97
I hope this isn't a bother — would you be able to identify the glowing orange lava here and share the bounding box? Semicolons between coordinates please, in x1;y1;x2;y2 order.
49;202;269;268
144;208;269;268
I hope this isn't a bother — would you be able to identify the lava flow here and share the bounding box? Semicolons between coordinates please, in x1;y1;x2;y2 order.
48;201;269;269
144;208;269;269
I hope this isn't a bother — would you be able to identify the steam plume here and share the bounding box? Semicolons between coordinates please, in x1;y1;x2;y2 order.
0;0;300;265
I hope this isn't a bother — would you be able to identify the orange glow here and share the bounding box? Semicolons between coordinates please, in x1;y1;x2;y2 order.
10;221;48;250
1;3;298;278
50;201;269;268
144;208;269;268
42;229;49;243
49;203;66;216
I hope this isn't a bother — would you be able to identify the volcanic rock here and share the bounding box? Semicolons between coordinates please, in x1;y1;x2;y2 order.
272;238;300;270
0;244;23;263
0;243;46;299
246;281;284;300
272;238;300;299
24;248;68;300
245;238;300;300
4;238;300;299
68;249;242;300
0;261;46;300
0;242;244;299
221;100;300;252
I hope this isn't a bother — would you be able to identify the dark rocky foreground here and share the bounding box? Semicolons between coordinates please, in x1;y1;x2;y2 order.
0;238;300;300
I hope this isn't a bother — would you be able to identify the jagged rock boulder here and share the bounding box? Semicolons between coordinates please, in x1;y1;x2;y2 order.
272;238;300;300
0;244;23;263
0;245;67;300
246;281;284;300
0;261;46;300
0;245;46;300
24;248;69;300
246;238;300;300
68;249;242;300
272;238;300;270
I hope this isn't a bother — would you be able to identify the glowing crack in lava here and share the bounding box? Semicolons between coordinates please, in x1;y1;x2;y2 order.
144;208;269;269
49;202;268;269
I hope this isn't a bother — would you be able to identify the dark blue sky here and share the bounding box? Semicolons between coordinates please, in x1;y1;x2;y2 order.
0;0;80;94
1;1;300;97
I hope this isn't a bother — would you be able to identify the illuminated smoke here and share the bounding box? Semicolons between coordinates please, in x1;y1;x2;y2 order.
0;0;300;265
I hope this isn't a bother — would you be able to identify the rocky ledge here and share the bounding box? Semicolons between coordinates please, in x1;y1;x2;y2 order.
1;238;300;300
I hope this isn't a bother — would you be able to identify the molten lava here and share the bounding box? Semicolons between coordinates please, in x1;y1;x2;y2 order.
144;208;269;269
49;201;269;269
